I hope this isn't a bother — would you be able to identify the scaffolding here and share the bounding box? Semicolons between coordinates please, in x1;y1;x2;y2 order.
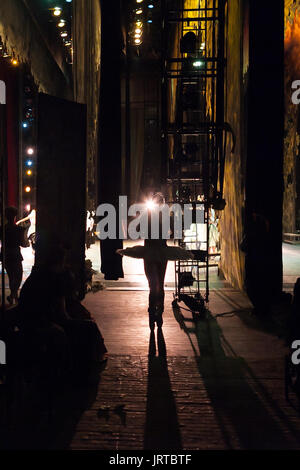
161;0;226;312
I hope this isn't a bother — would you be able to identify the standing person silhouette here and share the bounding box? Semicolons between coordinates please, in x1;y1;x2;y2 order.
143;192;168;329
1;207;28;305
117;192;193;330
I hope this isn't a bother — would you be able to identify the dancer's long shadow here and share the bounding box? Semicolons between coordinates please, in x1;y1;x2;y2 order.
144;328;182;450
173;303;300;450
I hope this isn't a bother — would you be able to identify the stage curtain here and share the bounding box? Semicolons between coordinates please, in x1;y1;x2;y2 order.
130;106;144;204
0;59;19;207
98;0;124;280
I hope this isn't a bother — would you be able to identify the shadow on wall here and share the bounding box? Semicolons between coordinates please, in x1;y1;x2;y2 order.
172;303;300;450
0;363;104;449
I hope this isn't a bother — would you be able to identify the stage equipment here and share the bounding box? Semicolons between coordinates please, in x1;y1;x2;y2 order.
161;0;226;313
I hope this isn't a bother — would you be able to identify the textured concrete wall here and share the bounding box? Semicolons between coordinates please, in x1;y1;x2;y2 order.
284;0;300;232
283;103;298;233
0;0;71;99
219;0;245;290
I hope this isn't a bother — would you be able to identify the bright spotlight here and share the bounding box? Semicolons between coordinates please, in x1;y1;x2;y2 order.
146;199;156;210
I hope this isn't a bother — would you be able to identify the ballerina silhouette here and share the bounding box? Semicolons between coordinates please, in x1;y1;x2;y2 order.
117;192;193;329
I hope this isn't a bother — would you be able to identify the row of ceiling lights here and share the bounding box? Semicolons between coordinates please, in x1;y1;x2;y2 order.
0;2;73;65
130;0;155;46
51;4;73;49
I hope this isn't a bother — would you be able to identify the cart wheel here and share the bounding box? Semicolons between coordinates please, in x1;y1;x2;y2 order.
172;299;178;308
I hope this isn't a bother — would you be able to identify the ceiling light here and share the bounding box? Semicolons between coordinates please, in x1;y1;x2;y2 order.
53;7;62;17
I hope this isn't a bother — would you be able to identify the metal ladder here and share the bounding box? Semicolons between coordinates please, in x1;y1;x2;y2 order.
161;0;226;306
